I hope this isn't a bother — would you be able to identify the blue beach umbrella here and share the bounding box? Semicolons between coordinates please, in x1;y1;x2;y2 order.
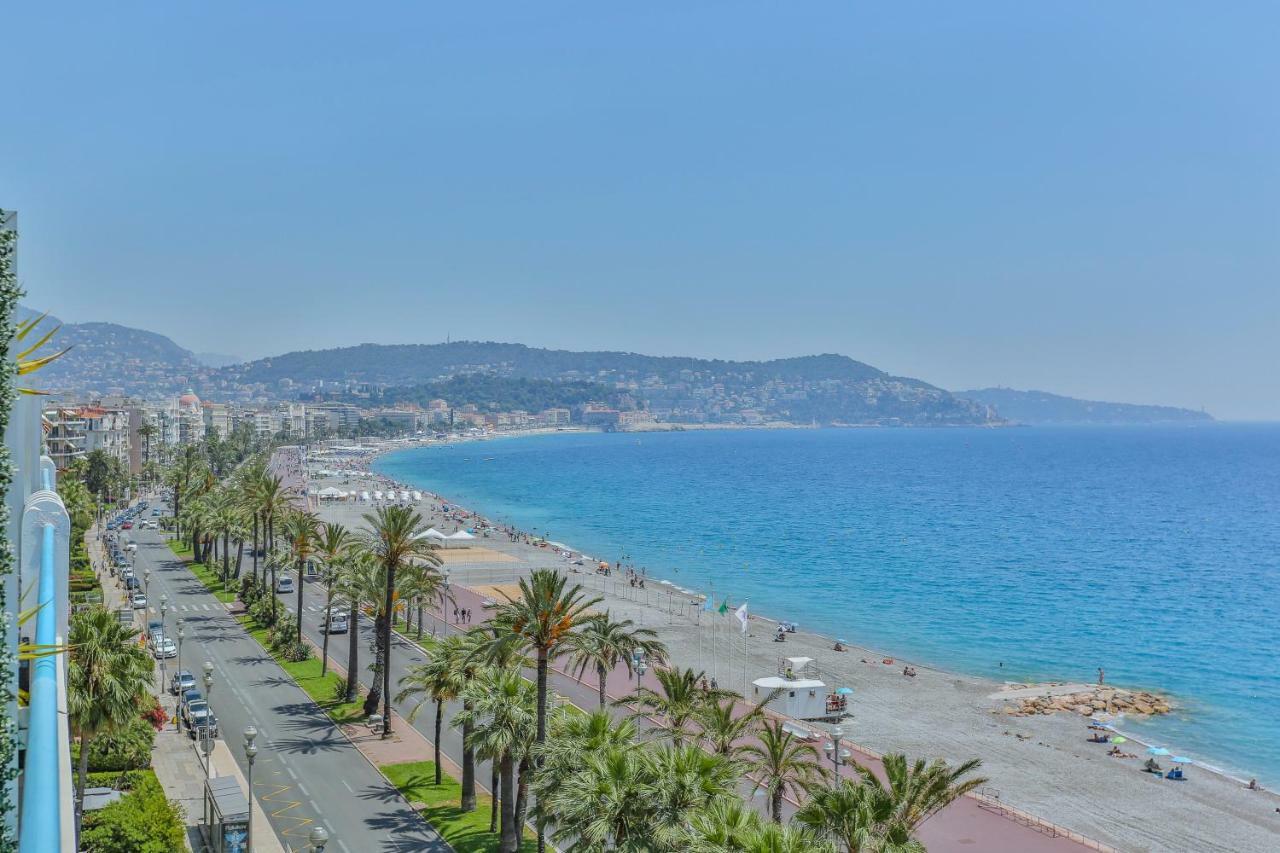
1147;747;1171;757
835;687;854;695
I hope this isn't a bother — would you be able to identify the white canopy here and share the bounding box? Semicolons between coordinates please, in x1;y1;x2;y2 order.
373;491;384;500
445;530;475;541
411;491;422;501
400;491;410;501
360;491;371;501
786;657;814;671
415;528;447;540
317;486;346;498
753;676;826;690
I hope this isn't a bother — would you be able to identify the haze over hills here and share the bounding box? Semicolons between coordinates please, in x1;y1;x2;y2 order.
961;387;1212;425
18;306;1211;425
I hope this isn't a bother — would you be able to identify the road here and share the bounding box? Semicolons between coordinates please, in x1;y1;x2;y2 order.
132;525;448;853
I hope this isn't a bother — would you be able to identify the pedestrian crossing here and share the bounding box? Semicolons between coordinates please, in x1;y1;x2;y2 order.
150;603;219;613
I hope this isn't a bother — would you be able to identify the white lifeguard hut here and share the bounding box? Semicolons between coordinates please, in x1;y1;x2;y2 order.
751;656;849;723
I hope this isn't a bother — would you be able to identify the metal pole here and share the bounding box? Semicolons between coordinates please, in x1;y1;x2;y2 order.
244;726;258;852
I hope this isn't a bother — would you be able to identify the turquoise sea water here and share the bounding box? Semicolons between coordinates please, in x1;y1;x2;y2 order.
375;425;1280;783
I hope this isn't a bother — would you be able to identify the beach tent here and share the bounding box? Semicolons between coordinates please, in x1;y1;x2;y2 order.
400;491;410;502
317;487;346;500
415;528;447;541
360;491;371;502
446;530;476;541
374;491;384;501
411;491;422;501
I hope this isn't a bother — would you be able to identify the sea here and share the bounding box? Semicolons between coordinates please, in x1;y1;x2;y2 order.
374;424;1280;785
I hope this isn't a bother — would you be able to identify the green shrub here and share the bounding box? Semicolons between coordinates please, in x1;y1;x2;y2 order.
80;771;184;853
74;715;156;772
84;769;149;791
268;614;298;650
248;597;276;627
283;641;311;663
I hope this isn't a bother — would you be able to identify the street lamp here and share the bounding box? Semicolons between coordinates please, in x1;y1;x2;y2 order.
632;650;647;688
175;621;185;731
308;826;329;852
202;661;215;779
823;726;851;774
144;567;151;604
244;726;258;852
158;595;169;691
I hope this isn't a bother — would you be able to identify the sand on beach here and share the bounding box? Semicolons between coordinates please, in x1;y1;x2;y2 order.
309;456;1280;853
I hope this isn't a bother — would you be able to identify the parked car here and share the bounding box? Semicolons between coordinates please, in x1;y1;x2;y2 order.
130;593;147;609
276;576;295;593
170;670;196;696
124;577;139;591
153;638;178;659
121;522;133;530
322;611;348;634
185;701;218;739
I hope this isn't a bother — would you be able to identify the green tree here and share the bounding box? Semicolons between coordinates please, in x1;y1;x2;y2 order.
485;569;600;853
314;522;354;676
79;772;184;853
795;779;919;853
453;667;537;853
395;634;467;787
564;612;666;709
281;510;320;645
739;719;830;823
67;607;154;842
360;505;438;738
625;666;733;746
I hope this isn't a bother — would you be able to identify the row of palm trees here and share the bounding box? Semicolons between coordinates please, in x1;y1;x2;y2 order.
171;452;986;852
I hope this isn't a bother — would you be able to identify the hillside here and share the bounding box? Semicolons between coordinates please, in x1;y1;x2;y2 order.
961;388;1212;425
220;341;893;386
17;305;205;396
265;341;998;426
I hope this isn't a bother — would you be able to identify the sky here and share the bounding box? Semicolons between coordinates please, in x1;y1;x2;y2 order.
3;3;1277;419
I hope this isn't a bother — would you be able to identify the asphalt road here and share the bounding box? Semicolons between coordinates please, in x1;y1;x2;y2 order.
133;525;448;853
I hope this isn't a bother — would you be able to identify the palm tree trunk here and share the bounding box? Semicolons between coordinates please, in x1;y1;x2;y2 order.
417;598;424;639
268;518;277;623
499;752;518;853
772;786;783;823
234;539;244;580
489;763;500;832
434;699;444;786
460;707;476;812
597;662;607;709
296;558;305;645
345;599;360;703
321;584;333;676
251;514;259;582
381;563;396;738
536;649;549;853
74;732;92;842
222;529;230;588
514;756;530;842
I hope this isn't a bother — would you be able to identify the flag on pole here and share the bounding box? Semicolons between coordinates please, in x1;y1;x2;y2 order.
718;599;729;616
735;602;749;633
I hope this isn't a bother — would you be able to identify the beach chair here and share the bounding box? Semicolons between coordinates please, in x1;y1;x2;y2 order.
1166;768;1185;781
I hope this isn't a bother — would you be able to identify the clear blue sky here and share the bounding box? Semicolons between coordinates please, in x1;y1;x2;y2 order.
3;2;1277;418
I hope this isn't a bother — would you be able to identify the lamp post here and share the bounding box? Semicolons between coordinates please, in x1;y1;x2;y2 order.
244;726;258;852
632;650;647;689
308;826;329;852
158;595;169;691
144;567;151;605
202;661;215;779
823;726;851;776
175;621;185;730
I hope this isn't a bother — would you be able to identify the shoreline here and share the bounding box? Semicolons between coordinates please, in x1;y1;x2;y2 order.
359;433;1243;781
308;435;1280;851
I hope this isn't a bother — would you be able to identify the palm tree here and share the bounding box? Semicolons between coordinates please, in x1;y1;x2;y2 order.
167;443;203;539
642;744;740;849
67;607;154;841
795;779;920;853
740;719;831;823
334;550;388;705
565;612;667;709
398;558;450;640
396;634;467;787
257;474;291;619
315;522;354;675
626;666;734;745
453;667;537;853
686;799;836;853
282;510;321;644
695;686;781;761
540;744;649;849
861;753;987;833
457;626;526;818
361;505;439;738
485;569;600;853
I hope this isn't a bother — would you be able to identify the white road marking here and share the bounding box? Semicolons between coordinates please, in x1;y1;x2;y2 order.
341;779;353;792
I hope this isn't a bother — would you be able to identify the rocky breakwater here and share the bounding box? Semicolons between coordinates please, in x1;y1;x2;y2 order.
1001;684;1172;718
